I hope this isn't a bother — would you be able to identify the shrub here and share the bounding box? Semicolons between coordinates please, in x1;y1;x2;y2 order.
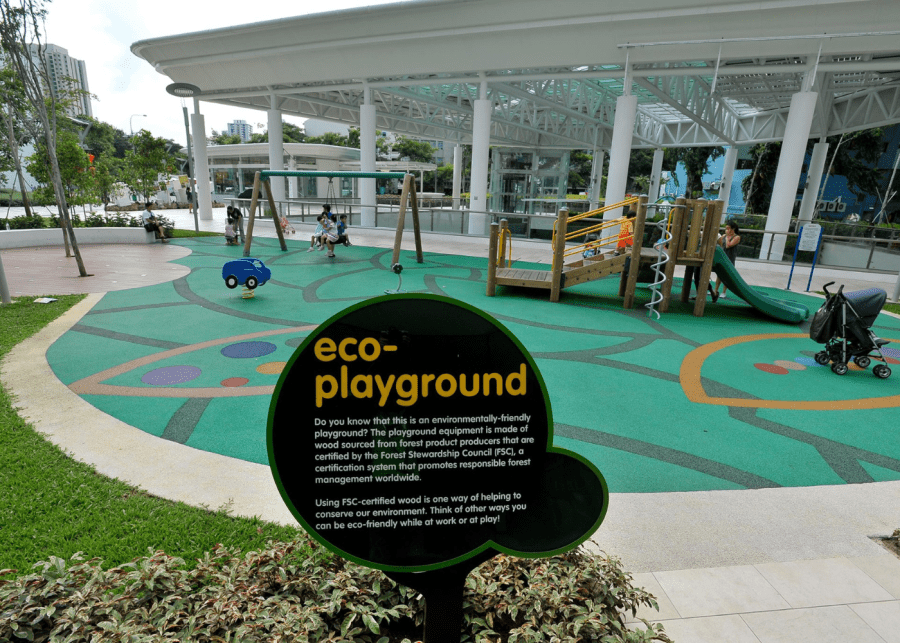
3;214;46;230
0;538;670;642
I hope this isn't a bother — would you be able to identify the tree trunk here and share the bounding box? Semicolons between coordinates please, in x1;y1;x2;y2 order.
47;143;87;276
4;103;32;217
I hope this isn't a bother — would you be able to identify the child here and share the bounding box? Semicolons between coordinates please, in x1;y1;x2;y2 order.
582;233;600;258
322;216;339;258
614;210;637;256
224;221;237;245
337;214;351;246
307;214;326;252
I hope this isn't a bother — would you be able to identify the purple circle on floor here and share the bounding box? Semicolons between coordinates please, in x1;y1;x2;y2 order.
881;347;900;359
142;365;202;385
221;341;277;359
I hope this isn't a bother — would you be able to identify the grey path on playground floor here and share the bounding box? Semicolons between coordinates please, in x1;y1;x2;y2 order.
3;207;900;643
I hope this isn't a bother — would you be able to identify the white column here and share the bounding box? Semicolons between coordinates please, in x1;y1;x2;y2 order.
603;94;638;221
359;88;377;227
648;148;665;203
190;98;212;221
267;106;285;205
467;84;492;235
589;149;605;210
287;157;299;198
717;146;739;212
798;137;828;224
452;144;463;210
760;91;818;260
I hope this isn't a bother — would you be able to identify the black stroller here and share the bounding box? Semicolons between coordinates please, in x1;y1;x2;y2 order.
810;282;891;378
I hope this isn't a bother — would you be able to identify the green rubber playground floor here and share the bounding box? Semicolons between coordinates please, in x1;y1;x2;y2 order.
47;237;900;493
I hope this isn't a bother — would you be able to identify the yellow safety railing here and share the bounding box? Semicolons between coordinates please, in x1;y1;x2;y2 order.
553;196;641;259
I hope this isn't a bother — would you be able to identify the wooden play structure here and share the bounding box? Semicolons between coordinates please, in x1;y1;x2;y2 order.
242;170;425;264
487;196;649;303
487;196;725;317
619;197;724;317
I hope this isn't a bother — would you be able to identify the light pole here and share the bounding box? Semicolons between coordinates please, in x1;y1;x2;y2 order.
166;83;202;231
129;114;146;146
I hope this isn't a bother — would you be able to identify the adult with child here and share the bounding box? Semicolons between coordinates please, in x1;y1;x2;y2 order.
227;205;245;243
714;222;741;299
307;214;326;252
141;202;169;243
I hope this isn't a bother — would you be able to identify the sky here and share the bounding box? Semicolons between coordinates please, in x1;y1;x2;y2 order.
42;0;399;146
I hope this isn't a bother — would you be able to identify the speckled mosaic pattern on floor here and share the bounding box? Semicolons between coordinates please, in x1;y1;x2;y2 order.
46;237;900;492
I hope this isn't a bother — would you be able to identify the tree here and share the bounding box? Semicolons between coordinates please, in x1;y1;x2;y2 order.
666;146;725;198
0;65;34;215
210;130;242;145
121;129;174;202
567;150;594;192
0;0;87;275
282;121;305;143
306;131;352;147
423;164;454;194
26;129;92;214
392;136;436;163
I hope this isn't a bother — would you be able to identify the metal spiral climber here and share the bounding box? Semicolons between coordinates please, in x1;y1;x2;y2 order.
645;213;672;320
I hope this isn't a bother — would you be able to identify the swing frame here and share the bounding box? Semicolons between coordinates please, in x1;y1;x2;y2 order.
242;170;424;264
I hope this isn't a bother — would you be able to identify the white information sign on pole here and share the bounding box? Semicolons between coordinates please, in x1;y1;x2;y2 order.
798;223;822;252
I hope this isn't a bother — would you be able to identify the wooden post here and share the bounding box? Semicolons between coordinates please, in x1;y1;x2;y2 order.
392;174;412;265
263;178;288;252
408;175;424;264
659;197;686;312
487;222;499;296
549;209;568;303
692;200;725;317
242;171;261;257
622;195;649;309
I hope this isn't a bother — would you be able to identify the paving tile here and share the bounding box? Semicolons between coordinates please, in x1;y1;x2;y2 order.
624;572;681;622
755;558;895;608
850;555;900;599
742;605;886;643
851;601;900;643
649;615;761;643
653;565;790;618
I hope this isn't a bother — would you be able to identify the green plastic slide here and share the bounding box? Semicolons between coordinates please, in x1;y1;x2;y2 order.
711;246;810;323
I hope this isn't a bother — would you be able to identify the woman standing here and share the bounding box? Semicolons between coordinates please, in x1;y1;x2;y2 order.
714;222;741;299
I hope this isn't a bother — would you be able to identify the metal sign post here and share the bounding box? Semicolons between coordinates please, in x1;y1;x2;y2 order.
787;223;823;291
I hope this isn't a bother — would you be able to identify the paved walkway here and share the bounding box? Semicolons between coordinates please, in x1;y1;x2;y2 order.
2;209;900;643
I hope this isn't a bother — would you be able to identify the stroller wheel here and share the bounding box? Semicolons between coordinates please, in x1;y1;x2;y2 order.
873;364;891;379
831;362;849;376
854;356;871;369
814;351;830;366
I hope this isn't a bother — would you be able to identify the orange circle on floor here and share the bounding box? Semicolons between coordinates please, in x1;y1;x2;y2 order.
256;362;287;375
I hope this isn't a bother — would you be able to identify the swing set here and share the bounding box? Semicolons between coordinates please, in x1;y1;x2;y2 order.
241;170;424;264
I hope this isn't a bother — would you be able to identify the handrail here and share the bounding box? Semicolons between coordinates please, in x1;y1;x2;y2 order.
497;224;513;268
552;196;642;258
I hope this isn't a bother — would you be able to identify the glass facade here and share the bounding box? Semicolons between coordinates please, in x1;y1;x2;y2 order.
490;149;571;214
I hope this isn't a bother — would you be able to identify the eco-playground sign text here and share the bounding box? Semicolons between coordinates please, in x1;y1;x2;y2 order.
268;294;608;641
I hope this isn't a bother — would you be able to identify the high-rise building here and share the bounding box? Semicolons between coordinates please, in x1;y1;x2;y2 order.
27;44;92;118
227;119;253;142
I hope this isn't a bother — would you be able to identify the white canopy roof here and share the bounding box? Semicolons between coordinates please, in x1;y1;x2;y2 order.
133;0;900;149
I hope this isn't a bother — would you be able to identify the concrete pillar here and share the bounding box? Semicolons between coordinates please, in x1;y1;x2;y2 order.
452;144;463;210
760;91;817;260
190;99;212;221
360;89;377;227
467;83;492;235
648;148;665;203
589;149;605;210
287;157;299;199
718;146;739;212
267;106;285;205
603;94;638;221
798;137;828;224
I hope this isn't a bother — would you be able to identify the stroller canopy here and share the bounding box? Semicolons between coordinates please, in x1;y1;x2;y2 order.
845;288;887;323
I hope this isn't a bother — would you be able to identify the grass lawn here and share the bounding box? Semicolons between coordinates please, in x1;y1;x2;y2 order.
0;296;304;577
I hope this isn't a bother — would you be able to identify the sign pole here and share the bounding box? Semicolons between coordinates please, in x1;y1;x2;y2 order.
806;227;824;292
